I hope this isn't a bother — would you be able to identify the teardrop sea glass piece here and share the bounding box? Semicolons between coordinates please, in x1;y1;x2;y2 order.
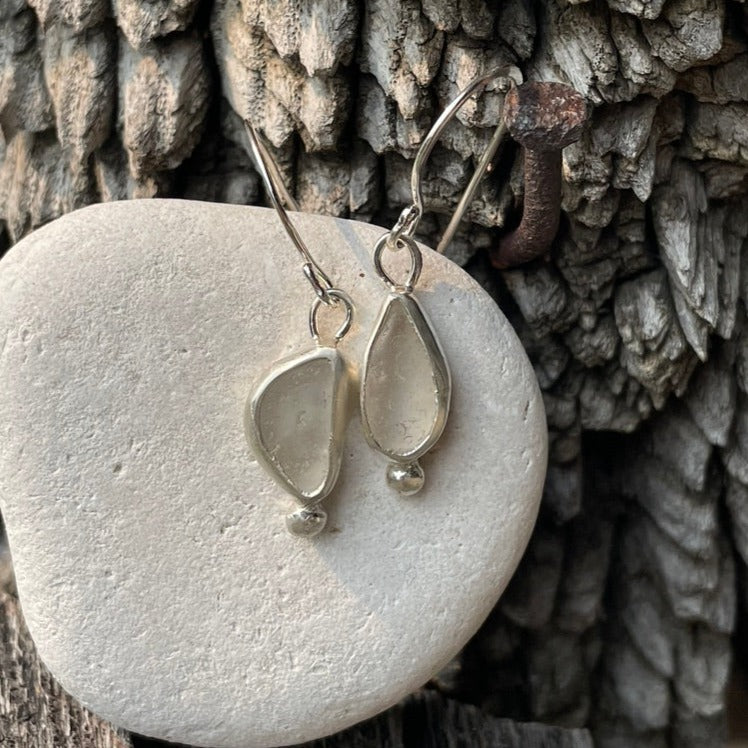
360;294;451;463
246;347;348;505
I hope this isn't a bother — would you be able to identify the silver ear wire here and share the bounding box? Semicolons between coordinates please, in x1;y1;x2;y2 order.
388;65;522;255
243;121;337;307
434;67;522;253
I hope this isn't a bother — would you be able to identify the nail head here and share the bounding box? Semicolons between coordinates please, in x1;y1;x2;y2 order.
503;82;587;151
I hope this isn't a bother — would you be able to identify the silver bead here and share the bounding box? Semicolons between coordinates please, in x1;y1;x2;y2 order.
386;461;425;495
286;506;327;537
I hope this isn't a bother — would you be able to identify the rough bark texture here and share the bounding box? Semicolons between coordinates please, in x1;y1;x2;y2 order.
302;689;594;748
1;0;748;746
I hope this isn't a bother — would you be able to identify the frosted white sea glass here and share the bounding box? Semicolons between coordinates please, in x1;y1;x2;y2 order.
247;347;347;504
361;293;450;462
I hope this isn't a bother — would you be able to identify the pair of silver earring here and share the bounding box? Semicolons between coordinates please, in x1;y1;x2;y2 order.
244;68;518;537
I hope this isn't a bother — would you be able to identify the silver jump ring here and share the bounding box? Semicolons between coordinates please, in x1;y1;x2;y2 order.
373;234;422;294
309;289;354;343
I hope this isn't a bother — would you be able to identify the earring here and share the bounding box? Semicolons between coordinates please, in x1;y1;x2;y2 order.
243;123;354;538
360;67;520;495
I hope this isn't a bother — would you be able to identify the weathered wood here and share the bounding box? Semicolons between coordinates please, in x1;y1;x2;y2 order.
2;0;748;745
304;689;594;748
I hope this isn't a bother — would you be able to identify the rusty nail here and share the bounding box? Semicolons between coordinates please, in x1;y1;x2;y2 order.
490;82;587;270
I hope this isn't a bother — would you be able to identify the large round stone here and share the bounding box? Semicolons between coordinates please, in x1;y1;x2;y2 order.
0;200;546;748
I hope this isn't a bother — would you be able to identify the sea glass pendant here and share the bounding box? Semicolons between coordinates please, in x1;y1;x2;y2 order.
246;347;349;536
360;293;451;494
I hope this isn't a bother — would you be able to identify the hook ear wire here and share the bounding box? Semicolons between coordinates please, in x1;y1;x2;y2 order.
404;65;523;255
244;122;300;212
243;121;336;303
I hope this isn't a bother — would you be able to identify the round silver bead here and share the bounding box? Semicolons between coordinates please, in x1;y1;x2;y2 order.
286;506;327;537
386;461;425;495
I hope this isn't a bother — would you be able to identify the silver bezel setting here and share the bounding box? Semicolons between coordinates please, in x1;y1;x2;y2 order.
246;346;349;506
360;293;451;464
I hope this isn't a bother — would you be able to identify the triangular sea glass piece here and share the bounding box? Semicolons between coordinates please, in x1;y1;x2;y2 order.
361;294;451;462
246;347;348;504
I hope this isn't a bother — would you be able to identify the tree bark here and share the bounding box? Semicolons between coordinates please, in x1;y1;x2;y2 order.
1;0;748;746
